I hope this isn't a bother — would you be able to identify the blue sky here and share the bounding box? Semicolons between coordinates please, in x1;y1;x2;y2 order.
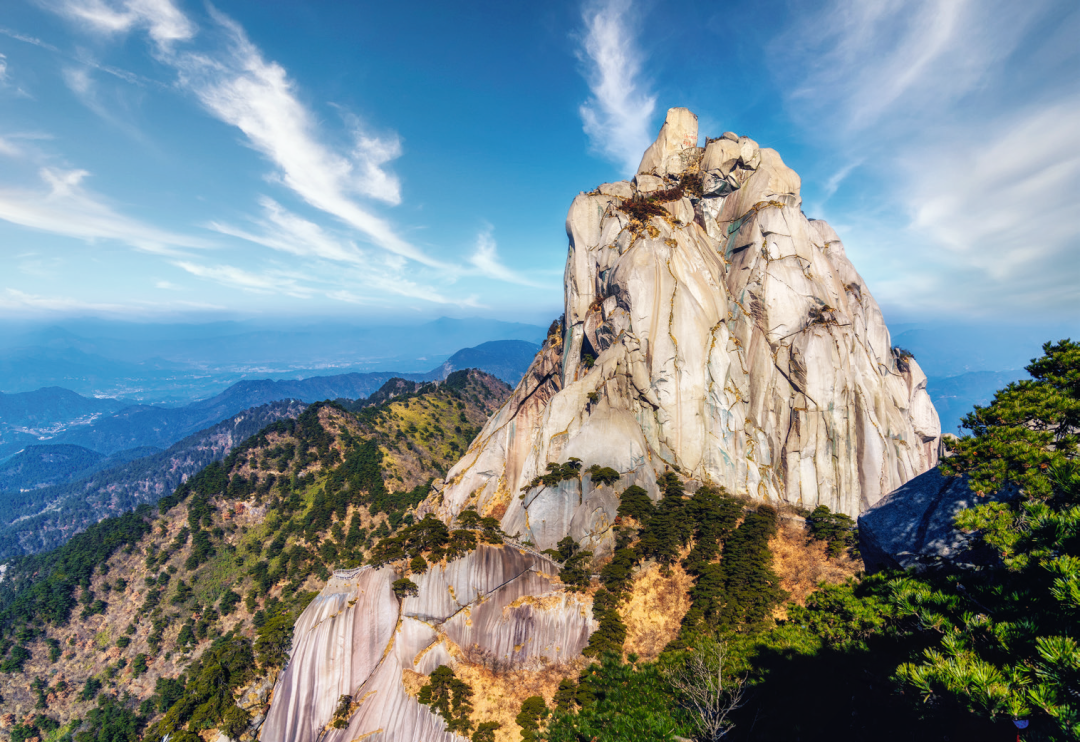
0;0;1077;325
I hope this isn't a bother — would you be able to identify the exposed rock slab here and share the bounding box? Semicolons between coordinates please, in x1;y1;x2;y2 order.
260;547;593;741
859;467;1017;573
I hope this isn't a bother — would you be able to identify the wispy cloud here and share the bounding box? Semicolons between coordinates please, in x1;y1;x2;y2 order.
0;167;210;253
207;197;367;265
468;226;547;288
172;260;314;298
168;8;434;266
52;0;195;45
577;0;657;175
51;0;444;268
0;288;133;313
0;53;7;84
772;0;1079;319
0;27;61;53
0;287;224;314
899;100;1080;307
777;0;1037;133
61;66;147;138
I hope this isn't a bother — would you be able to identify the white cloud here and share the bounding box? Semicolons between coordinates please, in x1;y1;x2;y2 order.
771;0;1079;319
468;226;547;288
208;197;367;264
777;0;1039;133
0;53;7;83
173;260;315;298
901;100;1080;299
48;0;435;268
0;167;210;253
0;287;224;314
0;27;61;53
53;0;195;46
166;9;436;265
0;288;132;313
61;66;134;131
577;0;657;175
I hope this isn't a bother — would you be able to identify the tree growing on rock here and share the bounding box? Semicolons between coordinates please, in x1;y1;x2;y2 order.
418;665;473;734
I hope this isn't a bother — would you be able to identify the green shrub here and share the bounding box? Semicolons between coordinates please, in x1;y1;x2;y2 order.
806;505;858;557
418;665;473;734
392;578;418;599
616;485;654;523
588;466;620;487
516;696;548;742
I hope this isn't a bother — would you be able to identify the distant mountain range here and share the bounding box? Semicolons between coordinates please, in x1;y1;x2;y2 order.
0;444;164;493
0;400;305;559
926;369;1031;435
0;316;546;402
0;386;128;425
0;339;539;501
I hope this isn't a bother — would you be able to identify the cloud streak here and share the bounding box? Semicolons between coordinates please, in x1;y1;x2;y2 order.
468;226;547;288
777;0;1036;133
0;287;224;314
173;260;314;298
772;0;1080;319
0;167;210;253
577;0;656;175
53;0;195;45
50;0;438;268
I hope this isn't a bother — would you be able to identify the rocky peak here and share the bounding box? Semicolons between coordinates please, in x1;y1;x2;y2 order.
261;108;943;742
429;107;941;555
636;106;700;177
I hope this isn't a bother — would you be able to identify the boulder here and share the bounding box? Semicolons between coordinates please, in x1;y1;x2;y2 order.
858;467;1017;573
263;107;944;742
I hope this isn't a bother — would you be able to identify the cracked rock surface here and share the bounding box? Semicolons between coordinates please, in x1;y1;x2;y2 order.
260;547;592;742
431;107;940;555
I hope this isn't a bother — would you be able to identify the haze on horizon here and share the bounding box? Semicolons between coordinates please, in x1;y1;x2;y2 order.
0;0;1076;331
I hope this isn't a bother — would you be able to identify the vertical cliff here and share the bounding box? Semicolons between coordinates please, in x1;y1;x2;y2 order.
431;108;940;554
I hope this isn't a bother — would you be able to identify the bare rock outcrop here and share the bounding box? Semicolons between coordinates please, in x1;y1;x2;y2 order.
260;547;593;742
858;467;1017;573
431;107;940;554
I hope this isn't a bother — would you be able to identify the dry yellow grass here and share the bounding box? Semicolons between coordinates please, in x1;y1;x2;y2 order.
620;559;693;661
454;659;585;742
401;668;427;698
770;518;861;618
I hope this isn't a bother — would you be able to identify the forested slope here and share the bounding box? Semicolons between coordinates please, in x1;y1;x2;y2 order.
0;401;306;560
0;370;510;741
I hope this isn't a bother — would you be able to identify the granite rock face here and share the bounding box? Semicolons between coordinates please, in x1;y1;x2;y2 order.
260;547;592;742
430;107;941;554
859;467;1016;573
